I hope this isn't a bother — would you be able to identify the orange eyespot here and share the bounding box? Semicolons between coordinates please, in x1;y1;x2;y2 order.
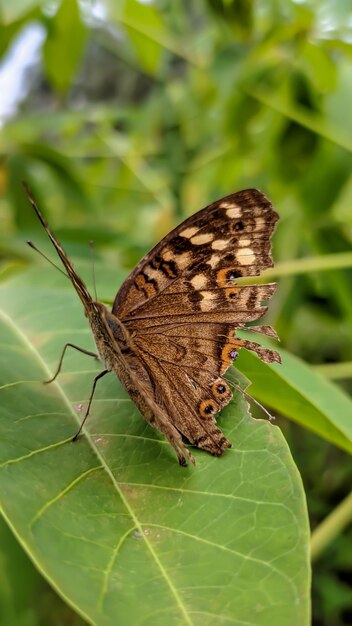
220;338;244;374
198;400;217;418
225;287;240;300
211;380;229;398
216;268;230;287
227;269;242;280
217;268;242;287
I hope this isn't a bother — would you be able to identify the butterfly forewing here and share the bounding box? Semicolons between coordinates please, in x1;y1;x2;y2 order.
113;189;278;319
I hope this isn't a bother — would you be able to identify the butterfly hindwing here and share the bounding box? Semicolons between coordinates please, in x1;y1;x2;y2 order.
132;340;232;456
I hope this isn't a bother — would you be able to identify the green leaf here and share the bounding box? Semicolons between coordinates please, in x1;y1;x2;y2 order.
43;0;86;93
8;142;91;230
0;515;86;626
121;0;163;74
108;0;201;67
237;333;352;454
0;268;310;626
244;85;352;153
0;5;41;55
0;0;40;24
300;41;337;93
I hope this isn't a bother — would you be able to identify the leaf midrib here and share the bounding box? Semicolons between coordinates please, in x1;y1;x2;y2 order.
0;308;194;626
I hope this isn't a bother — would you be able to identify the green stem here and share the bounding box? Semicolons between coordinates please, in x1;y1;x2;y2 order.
243;252;352;283
311;491;352;561
313;362;352;380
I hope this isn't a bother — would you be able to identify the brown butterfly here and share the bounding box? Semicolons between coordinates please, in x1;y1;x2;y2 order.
24;184;280;466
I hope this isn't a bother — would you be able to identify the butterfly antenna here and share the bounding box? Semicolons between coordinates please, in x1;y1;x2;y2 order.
223;376;275;421
22;181;94;311
89;240;98;301
27;241;69;279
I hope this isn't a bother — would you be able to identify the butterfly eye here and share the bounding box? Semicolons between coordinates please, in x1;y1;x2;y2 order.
235;221;244;231
108;318;118;331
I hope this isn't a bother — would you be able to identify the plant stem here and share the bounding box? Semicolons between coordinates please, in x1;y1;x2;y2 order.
243;252;352;284
311;491;352;561
313;362;352;380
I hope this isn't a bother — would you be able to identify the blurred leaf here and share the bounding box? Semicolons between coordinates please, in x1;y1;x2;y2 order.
0;0;40;24
237;333;352;454
108;0;201;66
0;6;40;55
7;143;90;230
300;42;337;93
43;0;86;93
207;0;254;36
121;0;163;74
245;85;352;153
0;268;310;626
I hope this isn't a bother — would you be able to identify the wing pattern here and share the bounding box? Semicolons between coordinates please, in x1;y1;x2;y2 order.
113;189;280;461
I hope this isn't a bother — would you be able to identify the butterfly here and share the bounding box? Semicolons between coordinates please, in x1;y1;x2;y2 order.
24;184;280;466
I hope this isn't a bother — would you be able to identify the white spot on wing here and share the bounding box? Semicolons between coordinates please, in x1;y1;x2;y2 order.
180;226;199;238
145;265;163;281
237;247;256;265
176;251;191;269
200;291;217;311
161;247;173;261
206;254;220;268
191;233;214;245
212;239;228;250
190;274;207;290
161;247;191;269
226;206;241;218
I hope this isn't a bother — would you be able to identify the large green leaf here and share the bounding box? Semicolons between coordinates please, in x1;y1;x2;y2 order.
0;268;310;626
237;333;352;454
0;514;86;626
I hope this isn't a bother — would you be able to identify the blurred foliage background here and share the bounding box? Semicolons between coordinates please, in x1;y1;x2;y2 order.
0;0;351;625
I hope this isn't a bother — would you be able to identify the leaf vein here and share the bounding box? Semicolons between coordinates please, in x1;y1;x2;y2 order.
29;465;103;528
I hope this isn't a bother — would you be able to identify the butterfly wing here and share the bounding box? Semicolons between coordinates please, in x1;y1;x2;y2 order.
114;189;277;318
113;189;280;459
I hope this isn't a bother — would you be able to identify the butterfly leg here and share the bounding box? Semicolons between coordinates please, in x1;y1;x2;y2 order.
72;369;110;442
45;343;99;384
146;410;195;467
